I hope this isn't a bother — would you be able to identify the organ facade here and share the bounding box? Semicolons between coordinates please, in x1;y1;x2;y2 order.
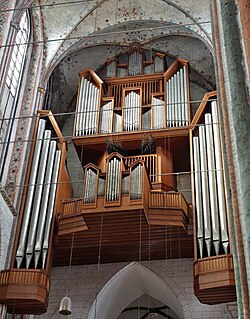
0;48;236;314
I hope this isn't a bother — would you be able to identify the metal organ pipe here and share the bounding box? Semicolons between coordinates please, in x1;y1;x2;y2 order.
84;81;92;135
165;66;188;128
25;130;52;268
15;119;46;268
100;101;112;133
129;52;141;76
199;125;212;256
193;137;204;258
211;101;229;253
76;78;100;136
124;92;140;131
152;97;164;129
180;67;185;126
193;105;230;258
106;157;121;202
34;141;56;268
76;77;84;136
205;113;220;255
15;120;62;269
81;78;89;135
130;164;143;200
183;65;188;126
106;160;111;201
42;150;61;269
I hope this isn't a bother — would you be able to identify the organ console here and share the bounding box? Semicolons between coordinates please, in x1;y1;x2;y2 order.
0;48;236;314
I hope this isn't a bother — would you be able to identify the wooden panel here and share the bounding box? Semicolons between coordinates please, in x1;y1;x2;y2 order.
0;269;50;314
55;188;193;266
194;254;236;304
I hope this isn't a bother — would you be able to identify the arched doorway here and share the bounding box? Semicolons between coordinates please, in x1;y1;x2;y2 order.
88;262;189;319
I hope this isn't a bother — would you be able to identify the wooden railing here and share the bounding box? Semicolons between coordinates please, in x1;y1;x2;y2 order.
149;191;189;215
0;269;50;291
61;198;83;216
194;254;234;277
124;154;158;182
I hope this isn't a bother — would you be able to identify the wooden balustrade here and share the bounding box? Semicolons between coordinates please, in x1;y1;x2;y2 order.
61;198;83;216
0;269;50;289
149;192;189;215
194;254;234;276
147;191;189;230
124;154;158;182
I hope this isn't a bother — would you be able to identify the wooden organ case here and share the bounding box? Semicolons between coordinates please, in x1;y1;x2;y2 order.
0;49;236;314
0;111;73;314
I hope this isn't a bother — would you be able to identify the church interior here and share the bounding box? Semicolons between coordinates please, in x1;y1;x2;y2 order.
0;0;249;318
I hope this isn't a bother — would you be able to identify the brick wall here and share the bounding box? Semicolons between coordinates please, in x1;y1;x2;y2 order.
0;194;14;270
36;259;237;319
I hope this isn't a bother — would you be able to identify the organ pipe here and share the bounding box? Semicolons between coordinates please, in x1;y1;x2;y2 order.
76;77;100;136
88;169;97;203
152;97;164;129
211;101;229;253
165;66;188;128
124;91;140;131
106;157;121;202
199;125;212;257
34;141;57;268
15;119;46;268
100;101;112;133
205;113;220;255
193;104;230;257
130;164;143;200
25;129;52;268
193;137;204;258
76;77;84;136
183;65;188;126
15;120;62;269
129;52;142;76
42;150;61;269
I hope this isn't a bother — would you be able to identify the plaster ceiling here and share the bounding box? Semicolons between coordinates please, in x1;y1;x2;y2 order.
39;0;213;78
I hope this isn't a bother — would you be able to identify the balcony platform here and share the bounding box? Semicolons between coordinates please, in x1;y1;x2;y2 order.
194;254;236;304
54;192;193;266
0;269;50;314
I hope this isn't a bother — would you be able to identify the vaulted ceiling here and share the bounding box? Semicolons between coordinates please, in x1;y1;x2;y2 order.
35;0;215;122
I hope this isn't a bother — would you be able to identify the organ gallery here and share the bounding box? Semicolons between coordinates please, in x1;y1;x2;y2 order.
0;47;236;314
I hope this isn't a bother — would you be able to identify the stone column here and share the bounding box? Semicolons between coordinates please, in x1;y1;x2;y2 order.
235;0;250;85
211;0;250;317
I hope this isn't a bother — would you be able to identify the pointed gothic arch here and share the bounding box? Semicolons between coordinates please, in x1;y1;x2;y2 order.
88;262;189;319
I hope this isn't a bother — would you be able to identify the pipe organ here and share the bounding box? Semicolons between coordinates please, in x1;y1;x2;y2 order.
15;119;62;269
191;93;235;304
165;65;188;127
130;162;143;200
83;166;98;204
82;155;145;207
192;100;229;258
0;111;72;314
106;156;122;202
124;91;141;131
0;49;236;315
73;51;189;137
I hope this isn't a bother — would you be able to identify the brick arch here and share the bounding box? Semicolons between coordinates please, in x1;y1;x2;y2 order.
87;262;187;319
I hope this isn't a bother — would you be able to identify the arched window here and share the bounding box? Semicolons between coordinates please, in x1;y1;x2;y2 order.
0;10;30;181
